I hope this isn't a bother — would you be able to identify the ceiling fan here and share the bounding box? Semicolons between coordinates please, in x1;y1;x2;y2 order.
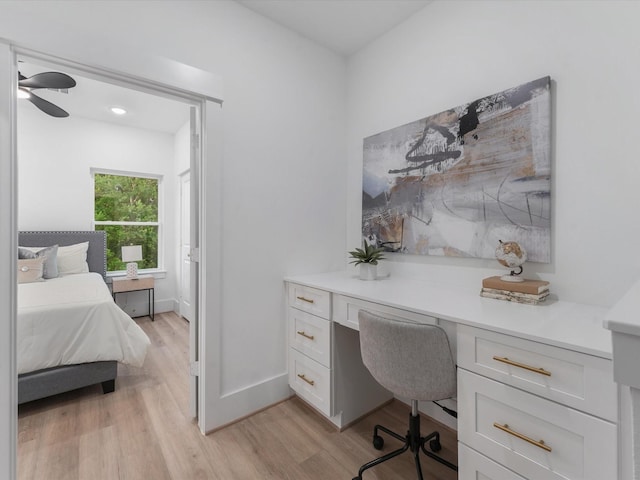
18;71;77;118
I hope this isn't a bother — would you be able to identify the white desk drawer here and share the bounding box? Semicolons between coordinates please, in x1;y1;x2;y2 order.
333;294;437;331
288;283;331;320
458;369;617;480
457;325;616;421
289;348;332;417
458;443;526;480
289;307;331;368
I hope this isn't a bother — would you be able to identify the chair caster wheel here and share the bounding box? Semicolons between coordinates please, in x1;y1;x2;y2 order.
429;439;442;452
372;434;384;450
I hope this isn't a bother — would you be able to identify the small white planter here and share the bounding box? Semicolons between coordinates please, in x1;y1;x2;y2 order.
359;263;377;281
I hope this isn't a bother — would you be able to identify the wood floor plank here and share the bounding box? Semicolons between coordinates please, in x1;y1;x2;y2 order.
77;425;121;479
140;383;219;480
18;311;458;480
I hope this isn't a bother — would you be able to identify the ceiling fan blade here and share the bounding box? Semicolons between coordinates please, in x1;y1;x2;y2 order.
19;72;76;90
26;91;69;118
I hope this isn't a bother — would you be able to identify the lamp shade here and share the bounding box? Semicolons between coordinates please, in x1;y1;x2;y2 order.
121;245;142;263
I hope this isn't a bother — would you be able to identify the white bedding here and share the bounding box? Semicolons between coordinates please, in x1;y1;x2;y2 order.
17;272;151;375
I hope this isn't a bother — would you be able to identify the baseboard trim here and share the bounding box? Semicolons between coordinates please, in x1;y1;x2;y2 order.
114;296;176;316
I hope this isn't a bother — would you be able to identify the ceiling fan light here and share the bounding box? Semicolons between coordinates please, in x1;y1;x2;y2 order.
110;106;127;115
17;88;30;99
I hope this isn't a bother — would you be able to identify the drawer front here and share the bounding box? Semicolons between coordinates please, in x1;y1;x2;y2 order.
457;325;616;421
289;348;331;417
113;275;154;293
458;443;526;480
458;369;617;480
288;283;331;320
333;294;437;331
289;307;331;368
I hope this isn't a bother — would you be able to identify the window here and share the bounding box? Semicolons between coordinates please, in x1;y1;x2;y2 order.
93;171;161;272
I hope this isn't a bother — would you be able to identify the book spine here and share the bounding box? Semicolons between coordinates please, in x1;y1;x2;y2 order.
481;277;549;295
482;287;549;299
480;290;548;305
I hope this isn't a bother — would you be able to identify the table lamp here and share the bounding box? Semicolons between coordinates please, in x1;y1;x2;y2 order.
121;245;143;279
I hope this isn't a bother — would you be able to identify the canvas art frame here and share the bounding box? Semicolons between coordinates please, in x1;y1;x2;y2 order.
362;76;551;263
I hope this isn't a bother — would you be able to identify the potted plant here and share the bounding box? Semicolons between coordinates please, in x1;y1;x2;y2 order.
349;242;385;280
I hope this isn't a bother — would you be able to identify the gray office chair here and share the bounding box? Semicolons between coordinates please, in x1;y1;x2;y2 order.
353;311;457;480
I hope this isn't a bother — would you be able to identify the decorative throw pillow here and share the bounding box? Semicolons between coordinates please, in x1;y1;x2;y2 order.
17;258;44;284
57;241;90;276
18;245;59;279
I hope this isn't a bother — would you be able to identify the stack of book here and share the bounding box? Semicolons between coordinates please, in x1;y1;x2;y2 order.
481;276;550;305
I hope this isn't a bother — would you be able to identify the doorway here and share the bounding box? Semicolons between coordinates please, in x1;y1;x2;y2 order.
1;40;224;479
15;55;202;418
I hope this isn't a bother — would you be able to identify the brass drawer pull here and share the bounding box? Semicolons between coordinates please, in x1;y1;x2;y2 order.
493;356;551;377
297;373;315;386
296;296;315;304
297;330;315;340
494;423;552;452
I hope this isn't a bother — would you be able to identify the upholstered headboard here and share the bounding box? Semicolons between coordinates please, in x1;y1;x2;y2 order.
18;231;107;279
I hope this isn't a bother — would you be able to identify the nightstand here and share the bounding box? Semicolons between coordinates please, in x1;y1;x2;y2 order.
112;274;155;321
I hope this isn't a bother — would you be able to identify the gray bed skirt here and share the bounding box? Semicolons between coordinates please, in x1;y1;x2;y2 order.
18;361;117;405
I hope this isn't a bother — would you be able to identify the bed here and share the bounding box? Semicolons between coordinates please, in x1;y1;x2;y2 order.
17;231;151;404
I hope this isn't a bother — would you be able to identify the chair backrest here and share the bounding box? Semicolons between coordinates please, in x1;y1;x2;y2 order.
358;310;456;402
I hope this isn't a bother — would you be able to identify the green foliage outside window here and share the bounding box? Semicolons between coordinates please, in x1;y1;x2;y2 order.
94;173;159;272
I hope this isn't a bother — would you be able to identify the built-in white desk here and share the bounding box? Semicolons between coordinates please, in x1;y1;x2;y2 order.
285;271;626;480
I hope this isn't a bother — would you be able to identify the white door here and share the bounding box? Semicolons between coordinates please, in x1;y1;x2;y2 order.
179;171;192;322
188;106;200;419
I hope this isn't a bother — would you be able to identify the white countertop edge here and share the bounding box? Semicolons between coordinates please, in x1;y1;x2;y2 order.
604;278;640;337
285;271;612;360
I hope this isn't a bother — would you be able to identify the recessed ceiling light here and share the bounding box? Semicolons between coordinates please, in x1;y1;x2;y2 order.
110;106;127;115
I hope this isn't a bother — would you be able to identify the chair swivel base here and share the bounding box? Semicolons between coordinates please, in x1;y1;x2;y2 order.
353;412;457;480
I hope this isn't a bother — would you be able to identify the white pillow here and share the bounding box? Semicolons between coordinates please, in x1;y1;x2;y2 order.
57;242;90;276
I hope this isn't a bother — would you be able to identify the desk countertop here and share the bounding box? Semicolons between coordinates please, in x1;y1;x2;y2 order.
285;271;612;359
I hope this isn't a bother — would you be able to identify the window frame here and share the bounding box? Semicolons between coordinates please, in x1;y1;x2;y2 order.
91;167;165;277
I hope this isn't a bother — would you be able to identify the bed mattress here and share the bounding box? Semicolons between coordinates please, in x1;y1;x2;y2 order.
17;272;151;375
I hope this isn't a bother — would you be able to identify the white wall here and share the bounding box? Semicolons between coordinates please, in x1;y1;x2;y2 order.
1;0;347;429
17;107;179;313
346;0;640;307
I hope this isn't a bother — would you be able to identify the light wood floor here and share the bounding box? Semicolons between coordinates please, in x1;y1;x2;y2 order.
18;312;457;480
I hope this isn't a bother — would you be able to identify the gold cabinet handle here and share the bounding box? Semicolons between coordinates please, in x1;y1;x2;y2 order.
297;373;315;386
493;356;551;377
493;423;552;452
296;330;315;340
296;296;315;304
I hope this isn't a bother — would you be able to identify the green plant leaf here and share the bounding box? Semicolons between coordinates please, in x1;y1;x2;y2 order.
348;241;386;265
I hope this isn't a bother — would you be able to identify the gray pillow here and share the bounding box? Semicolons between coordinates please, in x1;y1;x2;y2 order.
18;245;59;279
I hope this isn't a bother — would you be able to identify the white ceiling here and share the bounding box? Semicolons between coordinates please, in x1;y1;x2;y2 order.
18;1;432;132
237;0;432;56
18;61;191;135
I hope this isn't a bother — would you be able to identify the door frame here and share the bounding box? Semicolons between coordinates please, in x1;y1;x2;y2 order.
0;38;224;480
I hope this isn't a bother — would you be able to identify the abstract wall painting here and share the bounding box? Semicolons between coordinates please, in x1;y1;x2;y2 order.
362;76;551;263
